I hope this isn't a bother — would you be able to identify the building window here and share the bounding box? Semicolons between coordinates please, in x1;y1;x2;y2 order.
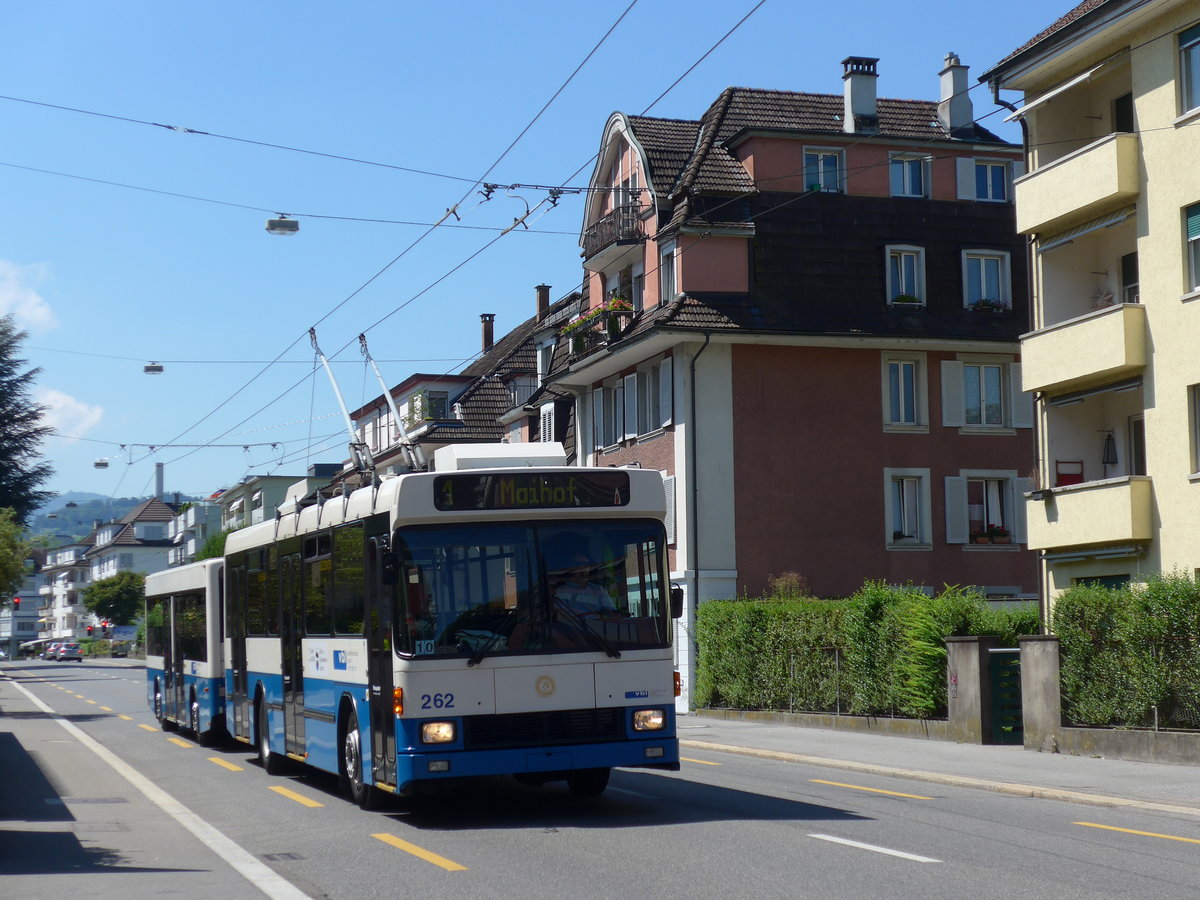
889;155;927;198
964;363;1004;426
1180;23;1200;114
884;468;930;547
631;263;645;312
1112;92;1134;134
804;149;842;192
882;354;928;431
945;470;1028;545
1186;203;1200;290
592;380;626;450
659;244;677;303
1189;384;1200;473
886;245;925;303
940;359;1031;430
975;161;1008;202
633;358;673;435
1121;252;1139;303
962;250;1011;309
1128;414;1146;476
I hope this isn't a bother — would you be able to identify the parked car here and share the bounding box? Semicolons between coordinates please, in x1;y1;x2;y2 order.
56;642;83;662
41;642;62;659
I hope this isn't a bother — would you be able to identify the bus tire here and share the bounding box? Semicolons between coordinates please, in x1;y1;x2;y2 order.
257;697;283;775
567;767;610;798
191;695;213;747
341;709;378;810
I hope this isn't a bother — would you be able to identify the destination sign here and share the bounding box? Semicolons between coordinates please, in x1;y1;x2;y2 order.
433;471;630;511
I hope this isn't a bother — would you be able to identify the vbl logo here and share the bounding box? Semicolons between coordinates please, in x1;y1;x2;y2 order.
333;650;348;670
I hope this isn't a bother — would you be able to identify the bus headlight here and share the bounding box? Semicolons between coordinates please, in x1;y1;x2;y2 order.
633;709;666;731
420;721;456;744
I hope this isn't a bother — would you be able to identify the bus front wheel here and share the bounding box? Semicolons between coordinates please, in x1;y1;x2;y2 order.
567;767;610;798
341;710;379;810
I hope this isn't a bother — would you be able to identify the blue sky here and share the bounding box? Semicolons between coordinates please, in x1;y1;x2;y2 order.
2;0;1061;502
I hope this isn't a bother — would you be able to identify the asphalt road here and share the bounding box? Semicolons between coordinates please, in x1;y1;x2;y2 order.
3;660;1200;899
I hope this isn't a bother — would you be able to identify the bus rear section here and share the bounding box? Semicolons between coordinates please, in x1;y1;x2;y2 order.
145;559;226;744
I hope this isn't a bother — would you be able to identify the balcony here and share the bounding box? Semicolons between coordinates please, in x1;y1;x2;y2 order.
1021;303;1145;395
1015;133;1139;235
1026;476;1152;550
582;204;645;270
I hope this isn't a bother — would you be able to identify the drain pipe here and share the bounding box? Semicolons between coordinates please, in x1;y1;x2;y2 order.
990;80;1049;632
687;332;713;671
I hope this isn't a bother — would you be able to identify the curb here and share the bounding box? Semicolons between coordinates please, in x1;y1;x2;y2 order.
680;738;1200;819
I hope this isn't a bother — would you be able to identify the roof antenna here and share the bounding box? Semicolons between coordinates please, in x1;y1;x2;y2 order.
359;333;425;471
309;327;376;483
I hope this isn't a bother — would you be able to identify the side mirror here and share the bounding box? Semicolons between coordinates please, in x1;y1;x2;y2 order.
381;551;400;586
670;583;684;619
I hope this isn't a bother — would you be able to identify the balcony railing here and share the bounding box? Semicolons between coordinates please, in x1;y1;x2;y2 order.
1021;303;1145;396
582;204;645;262
1025;475;1152;551
1015;132;1139;235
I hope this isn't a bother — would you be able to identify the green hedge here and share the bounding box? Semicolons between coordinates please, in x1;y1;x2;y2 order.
1053;573;1200;728
695;580;1038;718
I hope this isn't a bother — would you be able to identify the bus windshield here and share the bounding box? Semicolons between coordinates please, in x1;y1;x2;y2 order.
393;519;670;659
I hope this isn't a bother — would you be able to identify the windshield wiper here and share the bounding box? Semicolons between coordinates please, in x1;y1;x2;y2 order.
554;604;621;659
466;608;519;667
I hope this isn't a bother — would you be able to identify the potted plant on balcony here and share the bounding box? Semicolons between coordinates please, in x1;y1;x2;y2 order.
890;293;923;306
970;529;990;544
967;298;1009;313
987;524;1011;544
605;295;634;339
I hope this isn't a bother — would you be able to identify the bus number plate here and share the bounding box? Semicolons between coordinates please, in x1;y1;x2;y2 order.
421;693;455;710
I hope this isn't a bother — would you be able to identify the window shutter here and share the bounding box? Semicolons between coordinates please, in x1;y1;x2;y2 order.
944;476;968;543
1013;478;1033;544
956;158;976;200
592;388;604;451
540;402;555;443
941;361;965;427
623;374;638;440
1009;363;1033;428
1187;203;1200;241
659;358;673;427
662;473;677;544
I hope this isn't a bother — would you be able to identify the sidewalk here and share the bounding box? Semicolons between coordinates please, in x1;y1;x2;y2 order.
681;711;1200;817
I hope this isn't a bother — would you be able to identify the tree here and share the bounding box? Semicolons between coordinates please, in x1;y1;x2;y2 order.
0;316;54;524
194;529;232;561
83;571;145;625
0;507;29;598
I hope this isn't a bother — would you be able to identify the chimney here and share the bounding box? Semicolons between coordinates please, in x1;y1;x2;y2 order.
536;283;551;321
938;52;974;134
842;56;879;133
155;462;164;501
480;313;495;353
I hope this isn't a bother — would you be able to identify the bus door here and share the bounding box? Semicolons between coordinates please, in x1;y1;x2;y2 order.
228;564;250;741
167;596;186;721
281;552;305;758
365;536;396;788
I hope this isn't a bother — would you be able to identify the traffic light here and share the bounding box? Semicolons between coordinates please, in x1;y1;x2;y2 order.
11;597;18;610
102;621;110;637
86;625;93;636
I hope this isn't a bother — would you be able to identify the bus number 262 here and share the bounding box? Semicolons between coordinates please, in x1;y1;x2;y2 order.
420;692;455;710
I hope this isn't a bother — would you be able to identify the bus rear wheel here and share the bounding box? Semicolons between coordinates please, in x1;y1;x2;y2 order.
257;698;283;775
567;767;610;798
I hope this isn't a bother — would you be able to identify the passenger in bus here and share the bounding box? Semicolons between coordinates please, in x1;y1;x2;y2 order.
552;552;618;616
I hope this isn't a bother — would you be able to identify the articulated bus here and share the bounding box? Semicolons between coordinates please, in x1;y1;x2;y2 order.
151;445;681;805
145;557;226;744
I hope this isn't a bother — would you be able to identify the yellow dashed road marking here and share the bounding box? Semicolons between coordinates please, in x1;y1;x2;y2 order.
1076;821;1200;846
268;786;323;808
372;833;467;871
680;756;721;766
167;737;192;748
208;757;244;772
811;779;933;800
138;724;157;732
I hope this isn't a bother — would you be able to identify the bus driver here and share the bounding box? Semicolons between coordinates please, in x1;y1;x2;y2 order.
552;551;618;616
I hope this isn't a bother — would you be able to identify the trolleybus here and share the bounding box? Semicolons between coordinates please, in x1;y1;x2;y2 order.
151;444;681;805
145;557;226;744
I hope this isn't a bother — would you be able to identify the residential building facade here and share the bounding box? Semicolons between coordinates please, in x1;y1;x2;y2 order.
983;0;1200;615
85;498;178;583
554;55;1038;708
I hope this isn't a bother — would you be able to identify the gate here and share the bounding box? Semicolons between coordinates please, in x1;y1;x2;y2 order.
987;648;1023;745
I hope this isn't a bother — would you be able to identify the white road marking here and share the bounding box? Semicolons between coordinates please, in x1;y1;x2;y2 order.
808;833;940;863
9;678;311;899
